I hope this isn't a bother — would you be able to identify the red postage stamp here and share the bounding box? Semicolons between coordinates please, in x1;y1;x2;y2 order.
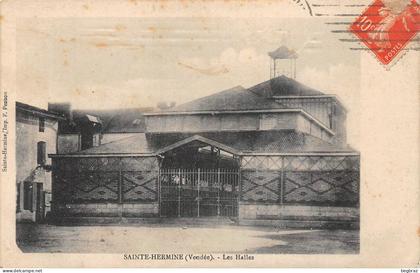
350;0;419;65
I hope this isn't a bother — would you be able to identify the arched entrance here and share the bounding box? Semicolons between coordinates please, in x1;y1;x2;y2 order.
158;136;240;218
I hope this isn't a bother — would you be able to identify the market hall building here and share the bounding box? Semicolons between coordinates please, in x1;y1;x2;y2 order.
49;73;360;228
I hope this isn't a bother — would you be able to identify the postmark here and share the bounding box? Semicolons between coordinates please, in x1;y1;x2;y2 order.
350;0;419;65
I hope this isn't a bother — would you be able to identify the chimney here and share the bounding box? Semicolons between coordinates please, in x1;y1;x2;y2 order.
48;102;73;121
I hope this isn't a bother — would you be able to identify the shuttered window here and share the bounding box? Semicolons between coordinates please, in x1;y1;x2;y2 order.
37;141;46;166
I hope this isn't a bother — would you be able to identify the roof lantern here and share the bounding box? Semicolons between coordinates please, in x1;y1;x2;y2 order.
268;45;298;79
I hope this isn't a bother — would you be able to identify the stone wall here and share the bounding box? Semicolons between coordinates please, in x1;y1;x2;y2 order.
239;203;358;221
238;203;359;228
54;203;159;217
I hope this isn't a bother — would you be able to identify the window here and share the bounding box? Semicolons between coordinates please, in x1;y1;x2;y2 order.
328;104;336;130
16;183;21;212
23;182;33;211
39;117;45;132
37;141;46;166
328;113;333;129
259;115;277;130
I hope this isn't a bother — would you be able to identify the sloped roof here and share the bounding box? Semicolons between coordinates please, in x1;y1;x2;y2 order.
268;46;298;59
156;135;239;155
248;75;324;97
166;86;282;112
148;131;355;154
16;101;65;120
64;131;355;156
157;76;326;114
73;134;155;154
59;76;329;133
72;108;153;133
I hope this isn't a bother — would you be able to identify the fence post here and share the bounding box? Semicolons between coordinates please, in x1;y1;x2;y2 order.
197;168;200;218
118;157;123;218
178;169;181;218
158;167;161;218
280;156;285;204
118;160;123;204
217;168;220;217
238;158;242;207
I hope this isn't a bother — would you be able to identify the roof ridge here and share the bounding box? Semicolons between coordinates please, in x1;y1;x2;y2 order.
185;85;245;100
16;101;66;119
168;85;246;111
247;75;325;97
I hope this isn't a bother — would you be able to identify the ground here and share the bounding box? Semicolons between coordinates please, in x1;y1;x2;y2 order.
16;222;359;254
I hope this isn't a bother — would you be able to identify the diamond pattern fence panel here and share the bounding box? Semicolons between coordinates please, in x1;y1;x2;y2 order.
284;170;359;206
240;155;359;206
52;157;159;205
122;171;158;202
241;170;280;203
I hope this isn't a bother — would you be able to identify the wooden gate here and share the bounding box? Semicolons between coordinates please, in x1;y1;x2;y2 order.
159;169;239;217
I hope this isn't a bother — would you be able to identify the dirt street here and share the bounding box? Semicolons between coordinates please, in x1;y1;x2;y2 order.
16;223;359;254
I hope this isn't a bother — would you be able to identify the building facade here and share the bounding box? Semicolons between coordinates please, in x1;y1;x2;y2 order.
16;102;64;222
48;104;150;154
49;75;360;228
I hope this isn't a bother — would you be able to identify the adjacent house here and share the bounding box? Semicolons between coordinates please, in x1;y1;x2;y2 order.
48;103;151;154
16;102;65;222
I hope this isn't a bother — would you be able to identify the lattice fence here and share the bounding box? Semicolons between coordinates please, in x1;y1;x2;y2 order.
241;155;359;206
241;171;280;202
52;157;158;204
122;171;157;201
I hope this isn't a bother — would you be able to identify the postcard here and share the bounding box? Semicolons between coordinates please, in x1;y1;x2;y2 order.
0;0;418;268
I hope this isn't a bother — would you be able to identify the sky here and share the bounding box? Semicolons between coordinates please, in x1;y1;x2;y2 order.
16;16;361;146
